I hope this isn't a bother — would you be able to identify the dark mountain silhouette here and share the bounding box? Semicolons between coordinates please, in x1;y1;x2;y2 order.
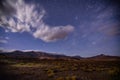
0;51;120;60
72;55;83;59
0;50;82;60
87;54;120;60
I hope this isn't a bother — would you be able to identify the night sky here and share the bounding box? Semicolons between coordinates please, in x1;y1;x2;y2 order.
0;0;120;57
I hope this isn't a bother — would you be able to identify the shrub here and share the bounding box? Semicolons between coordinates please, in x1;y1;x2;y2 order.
47;69;55;77
108;68;120;80
56;77;64;80
71;76;77;80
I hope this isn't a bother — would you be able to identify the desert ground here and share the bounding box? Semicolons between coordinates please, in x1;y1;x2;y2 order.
0;55;120;80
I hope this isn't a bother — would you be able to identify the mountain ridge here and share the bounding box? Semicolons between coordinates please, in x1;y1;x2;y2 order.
0;50;120;60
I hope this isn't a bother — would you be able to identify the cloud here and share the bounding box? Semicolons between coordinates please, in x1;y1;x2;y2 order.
1;0;43;32
0;0;74;42
107;27;120;36
33;25;74;42
0;0;16;16
5;37;9;40
0;48;16;52
0;36;9;43
0;39;8;43
79;6;120;38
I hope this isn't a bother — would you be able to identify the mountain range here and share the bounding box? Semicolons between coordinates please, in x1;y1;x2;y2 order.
0;50;120;60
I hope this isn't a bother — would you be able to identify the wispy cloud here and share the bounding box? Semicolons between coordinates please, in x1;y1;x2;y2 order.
0;0;74;42
0;0;16;16
79;6;119;38
0;36;9;43
0;39;8;43
5;37;9;40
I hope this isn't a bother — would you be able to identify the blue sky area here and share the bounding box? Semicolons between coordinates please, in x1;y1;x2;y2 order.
0;0;120;57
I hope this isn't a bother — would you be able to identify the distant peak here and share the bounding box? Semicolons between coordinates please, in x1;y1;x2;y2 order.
13;50;23;53
99;54;106;56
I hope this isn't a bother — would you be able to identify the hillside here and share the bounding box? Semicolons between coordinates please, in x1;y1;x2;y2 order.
0;50;120;60
0;50;82;60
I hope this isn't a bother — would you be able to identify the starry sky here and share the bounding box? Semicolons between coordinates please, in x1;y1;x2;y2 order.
0;0;120;57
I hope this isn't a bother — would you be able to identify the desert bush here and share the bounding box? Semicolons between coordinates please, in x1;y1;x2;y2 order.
56;77;64;80
71;76;77;80
47;69;55;77
65;76;71;80
71;66;78;71
56;76;77;80
108;68;120;80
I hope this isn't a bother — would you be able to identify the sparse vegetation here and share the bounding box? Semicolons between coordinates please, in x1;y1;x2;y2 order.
47;69;55;77
0;56;120;80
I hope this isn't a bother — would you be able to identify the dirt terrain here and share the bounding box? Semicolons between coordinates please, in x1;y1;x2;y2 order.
0;56;120;80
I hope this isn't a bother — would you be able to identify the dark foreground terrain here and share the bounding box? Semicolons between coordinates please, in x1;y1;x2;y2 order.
0;52;120;80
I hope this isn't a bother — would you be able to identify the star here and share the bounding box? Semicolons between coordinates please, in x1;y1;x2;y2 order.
75;16;79;20
92;41;96;45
